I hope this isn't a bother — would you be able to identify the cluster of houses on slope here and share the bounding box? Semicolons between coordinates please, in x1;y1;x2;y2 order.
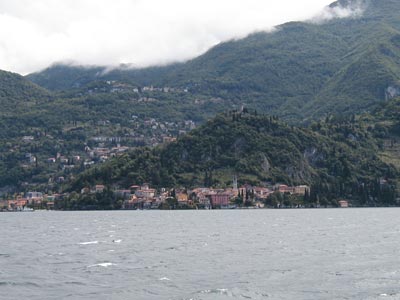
0;192;56;211
58;118;196;168
0;182;354;211
15;116;197;192
83;81;189;95
83;145;130;164
81;183;313;210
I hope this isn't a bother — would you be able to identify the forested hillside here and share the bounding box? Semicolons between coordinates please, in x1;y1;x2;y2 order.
67;109;399;207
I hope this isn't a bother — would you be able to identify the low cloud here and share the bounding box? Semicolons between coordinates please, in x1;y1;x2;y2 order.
0;0;351;75
311;0;366;23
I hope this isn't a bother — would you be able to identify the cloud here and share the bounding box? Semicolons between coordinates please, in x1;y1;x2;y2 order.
0;0;344;74
311;0;365;23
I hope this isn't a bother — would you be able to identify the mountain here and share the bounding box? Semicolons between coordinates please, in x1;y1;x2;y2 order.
0;70;52;189
0;69;52;139
66;109;398;208
3;0;400;195
0;69;50;114
25;64;106;91
27;0;400;122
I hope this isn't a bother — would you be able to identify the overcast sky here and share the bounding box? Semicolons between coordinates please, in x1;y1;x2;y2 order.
0;0;361;74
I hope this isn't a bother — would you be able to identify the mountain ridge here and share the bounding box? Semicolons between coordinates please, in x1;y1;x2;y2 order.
26;0;400;122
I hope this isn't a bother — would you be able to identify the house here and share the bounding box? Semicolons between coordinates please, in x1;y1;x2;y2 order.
177;192;188;202
208;193;230;208
5;197;29;210
223;188;239;199
84;160;95;167
194;192;210;207
162;137;177;144
177;193;189;205
338;200;349;208
95;185;105;193
81;187;90;194
135;184;156;199
46;202;55;210
16;198;28;207
22;136;34;142
130;185;140;192
7;200;18;210
239;185;253;199
254;187;272;199
294;185;310;196
45;195;56;202
123;195;138;209
380;179;388;186
62;165;75;171
277;184;294;194
25;153;36;164
59;157;69;164
26;192;43;204
0;200;7;209
130;193;140;202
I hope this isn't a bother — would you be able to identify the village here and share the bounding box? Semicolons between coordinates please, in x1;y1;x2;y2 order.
6;115;198;194
0;181;350;211
84;80;190;95
22;115;195;168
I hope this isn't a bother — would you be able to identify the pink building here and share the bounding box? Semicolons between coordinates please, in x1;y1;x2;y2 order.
209;194;230;208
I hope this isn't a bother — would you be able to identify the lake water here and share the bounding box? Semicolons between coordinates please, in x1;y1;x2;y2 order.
1;209;400;300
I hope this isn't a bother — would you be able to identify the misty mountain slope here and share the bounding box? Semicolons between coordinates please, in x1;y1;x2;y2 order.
25;63;181;91
25;64;105;91
26;0;400;122
26;22;352;121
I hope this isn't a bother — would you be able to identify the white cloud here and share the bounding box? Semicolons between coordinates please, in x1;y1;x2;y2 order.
0;0;345;74
311;0;365;23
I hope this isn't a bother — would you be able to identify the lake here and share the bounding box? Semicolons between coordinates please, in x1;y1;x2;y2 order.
1;209;400;299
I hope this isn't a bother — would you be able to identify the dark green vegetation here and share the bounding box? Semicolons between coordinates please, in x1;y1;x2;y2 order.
68;109;399;207
28;0;400;121
0;70;52;189
361;97;400;177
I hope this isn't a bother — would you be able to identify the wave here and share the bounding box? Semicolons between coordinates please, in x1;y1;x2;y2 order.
159;277;171;281
88;262;116;268
0;281;41;287
199;288;229;295
79;241;99;245
65;281;86;286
